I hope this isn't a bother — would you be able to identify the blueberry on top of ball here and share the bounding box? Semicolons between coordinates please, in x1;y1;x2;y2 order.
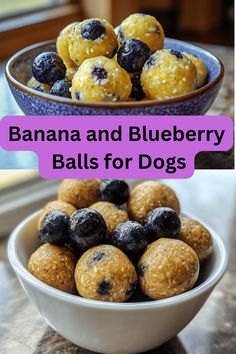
50;78;71;98
99;180;130;205
130;75;145;101
81;20;105;40
170;49;183;60
117;39;150;73
69;208;107;251
32;52;66;85
39;210;70;245
117;26;125;43
92;66;108;82
112;221;148;257
144;54;156;68
144;207;181;242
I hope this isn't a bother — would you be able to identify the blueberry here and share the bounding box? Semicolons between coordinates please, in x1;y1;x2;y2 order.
99;180;130;205
126;281;137;297
144;207;181;242
39;210;69;245
112;221;148;258
87;250;106;267
117;39;150;73
117;26;125;43
145;54;156;68
81;20;105;40
97;280;112;295
92;66;108;82
75;91;81;100
69;208;107;251
137;263;148;277
170;49;183;60
32;52;66;85
33;85;47;93
130;75;145;101
50;78;71;98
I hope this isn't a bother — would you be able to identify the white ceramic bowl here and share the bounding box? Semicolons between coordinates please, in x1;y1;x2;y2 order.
8;210;227;354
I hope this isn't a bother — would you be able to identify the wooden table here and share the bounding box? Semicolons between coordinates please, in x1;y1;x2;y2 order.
0;174;235;354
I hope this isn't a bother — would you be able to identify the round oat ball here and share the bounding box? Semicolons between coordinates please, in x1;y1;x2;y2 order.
68;19;118;67
28;243;76;293
58;179;100;209
183;52;208;88
71;56;131;102
90;201;128;236
75;244;137;302
141;49;197;100
56;22;79;79
177;218;213;262
138;238;199;299
117;13;164;52
38;200;77;230
127;181;180;224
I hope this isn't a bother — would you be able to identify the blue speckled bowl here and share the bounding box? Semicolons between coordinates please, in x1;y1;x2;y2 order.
6;38;224;115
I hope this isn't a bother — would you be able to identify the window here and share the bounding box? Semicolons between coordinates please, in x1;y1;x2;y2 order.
0;0;81;60
0;0;70;19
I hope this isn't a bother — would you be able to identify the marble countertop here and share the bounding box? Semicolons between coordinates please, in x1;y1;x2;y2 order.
0;43;234;169
0;173;236;354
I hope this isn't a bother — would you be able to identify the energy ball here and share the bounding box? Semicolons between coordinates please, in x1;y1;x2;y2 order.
90;201;128;236
183;52;208;88
141;49;197;100
38;200;76;230
28;243;76;293
177;218;213;262
128;181;180;224
71;56;131;102
27;77;51;93
56;22;78;79
75;244;137;302
58;179;100;209
117;13;164;52
138;238;199;299
68;19;118;67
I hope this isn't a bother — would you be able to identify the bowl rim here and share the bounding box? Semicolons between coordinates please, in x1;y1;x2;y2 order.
8;209;228;311
5;38;224;109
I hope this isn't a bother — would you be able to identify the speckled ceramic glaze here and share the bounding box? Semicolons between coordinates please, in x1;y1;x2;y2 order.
6;39;224;115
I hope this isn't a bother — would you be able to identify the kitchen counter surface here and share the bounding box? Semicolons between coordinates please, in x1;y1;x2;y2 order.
0;43;234;169
0;173;236;354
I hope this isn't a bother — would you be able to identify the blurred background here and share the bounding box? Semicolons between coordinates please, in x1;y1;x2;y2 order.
0;0;234;60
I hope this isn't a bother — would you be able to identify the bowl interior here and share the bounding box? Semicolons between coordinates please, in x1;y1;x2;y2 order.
9;38;221;94
9;210;227;306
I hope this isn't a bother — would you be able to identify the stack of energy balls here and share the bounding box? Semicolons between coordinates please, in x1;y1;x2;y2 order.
27;14;208;102
28;180;213;302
